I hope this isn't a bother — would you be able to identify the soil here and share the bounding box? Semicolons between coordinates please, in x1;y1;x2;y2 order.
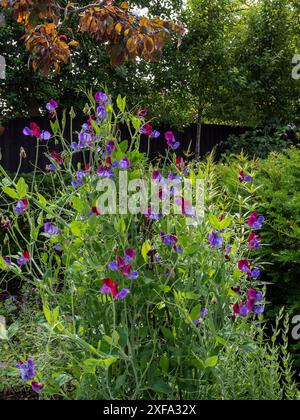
0;389;40;400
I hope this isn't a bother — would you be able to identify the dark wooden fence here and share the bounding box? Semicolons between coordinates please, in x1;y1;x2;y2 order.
0;116;250;173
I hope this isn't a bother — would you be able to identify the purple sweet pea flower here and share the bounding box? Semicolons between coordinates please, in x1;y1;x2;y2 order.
44;222;60;237
16;359;35;382
160;231;178;246
78;131;92;148
47;164;56;173
254;305;265;315
239;305;249;317
39;130;51;141
116;288;130;300
3;256;12;266
194;308;209;326
108;260;118;271
128;271;139;280
97;105;108;120
251;268;261;280
255;292;263;302
208;231;223;249
112;161;119;168
119;158;131;169
150;130;160;139
95;92;108;104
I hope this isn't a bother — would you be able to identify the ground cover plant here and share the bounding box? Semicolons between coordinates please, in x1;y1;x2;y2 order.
0;93;298;400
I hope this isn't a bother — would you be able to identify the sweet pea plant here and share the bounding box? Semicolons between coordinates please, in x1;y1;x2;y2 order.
0;92;298;400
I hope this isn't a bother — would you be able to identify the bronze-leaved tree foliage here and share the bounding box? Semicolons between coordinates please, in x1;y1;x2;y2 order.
0;0;184;75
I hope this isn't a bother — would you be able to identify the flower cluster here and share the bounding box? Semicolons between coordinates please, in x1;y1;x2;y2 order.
233;288;264;317
23;123;51;141
108;248;139;280
16;358;43;393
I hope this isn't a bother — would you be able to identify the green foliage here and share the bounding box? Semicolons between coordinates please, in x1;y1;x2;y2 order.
226;126;295;159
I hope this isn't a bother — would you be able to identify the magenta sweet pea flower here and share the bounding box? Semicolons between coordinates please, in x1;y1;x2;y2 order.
125;248;136;262
248;212;265;230
31;381;44;392
122;264;132;277
165;131;180;150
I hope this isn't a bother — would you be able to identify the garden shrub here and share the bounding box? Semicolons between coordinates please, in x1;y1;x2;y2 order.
0;93;298;400
226;126;297;159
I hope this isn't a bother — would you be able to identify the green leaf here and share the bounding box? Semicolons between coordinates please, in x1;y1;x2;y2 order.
38;194;47;207
2;186;19;199
84;357;118;374
16;177;28;198
159;356;169;373
149;380;172;394
131;116;141;132
220;217;232;230
141;240;151;262
208;214;220;230
117;94;126;113
70;221;88;237
204;356;218;369
43;305;59;327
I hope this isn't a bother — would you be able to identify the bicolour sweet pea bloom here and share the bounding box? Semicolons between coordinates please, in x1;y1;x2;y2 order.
31;381;44;392
160;231;178;246
239;171;253;183
144;207;162;220
16;359;35;382
17;250;30;266
137;109;148;119
119;158;131;170
23;122;40;138
238;259;261;279
248;212;265;230
116;288;130;300
122;264;132;277
165;131;180;150
49;151;63;166
247;288;257;300
46;99;58;113
44;222;60;237
140;123;153;136
101;278;119;297
248;232;261;250
14;198;28;215
208;231;223;249
95;91;108;104
176;156;188;173
125;248;136;263
96;166;114;178
117;256;125;269
239;305;250;317
176;197;195;217
89;207;101;217
151;170;162;182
